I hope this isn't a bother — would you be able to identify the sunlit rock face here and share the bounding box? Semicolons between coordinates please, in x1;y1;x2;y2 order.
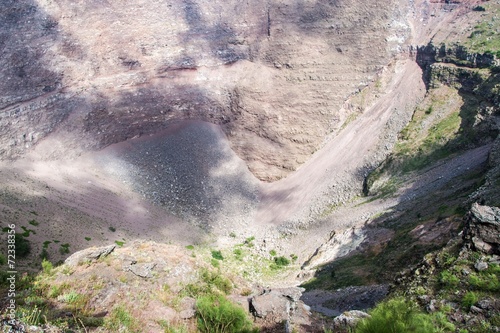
0;0;410;181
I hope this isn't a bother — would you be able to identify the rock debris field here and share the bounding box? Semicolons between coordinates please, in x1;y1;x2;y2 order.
94;121;261;231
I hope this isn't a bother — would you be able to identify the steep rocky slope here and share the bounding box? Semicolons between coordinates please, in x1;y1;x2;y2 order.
0;0;410;181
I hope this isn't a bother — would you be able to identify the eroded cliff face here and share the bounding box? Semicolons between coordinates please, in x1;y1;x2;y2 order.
0;0;411;180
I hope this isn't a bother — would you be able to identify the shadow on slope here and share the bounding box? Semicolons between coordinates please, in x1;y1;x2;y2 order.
93;120;261;232
300;143;491;292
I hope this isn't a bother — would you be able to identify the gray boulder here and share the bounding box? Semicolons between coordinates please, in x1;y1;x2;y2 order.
64;244;116;267
463;203;500;254
334;310;371;329
249;287;307;322
125;262;156;278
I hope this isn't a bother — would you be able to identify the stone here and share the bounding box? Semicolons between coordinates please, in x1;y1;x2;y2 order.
64;244;116;267
477;299;493;311
463;203;500;254
251;291;291;319
179;297;196;319
333;310;371;329
249;287;306;322
474;261;488;272
470;306;483;314
427;299;438;312
125;262;156;278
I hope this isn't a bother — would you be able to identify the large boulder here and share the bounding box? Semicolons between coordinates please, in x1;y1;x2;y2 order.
333;310;371;330
249;287;310;325
463;203;500;254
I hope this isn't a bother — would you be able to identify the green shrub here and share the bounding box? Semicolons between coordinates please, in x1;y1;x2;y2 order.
269;249;277;256
200;269;232;295
41;259;53;275
355;297;453;333
39;248;49;260
109;226;116;232
274;256;290;267
462;291;479;309
469;272;500;291
440;270;460;288
233;248;243;260
59;243;71;254
28;219;39;226
196;295;255;333
15;234;31;257
211;250;224;261
186;245;195;250
244;236;255;247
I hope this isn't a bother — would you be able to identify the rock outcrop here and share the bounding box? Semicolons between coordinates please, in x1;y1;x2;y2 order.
0;0;411;181
64;244;116;267
463;203;500;254
249;287;312;329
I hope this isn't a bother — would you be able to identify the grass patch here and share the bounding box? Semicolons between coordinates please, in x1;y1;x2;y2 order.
158;320;190;333
465;14;500;55
196;295;256;333
468;271;500;292
397;111;462;173
182;268;233;298
355;297;455;333
105;305;140;332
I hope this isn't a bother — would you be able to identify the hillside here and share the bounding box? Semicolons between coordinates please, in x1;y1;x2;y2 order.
0;0;499;332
